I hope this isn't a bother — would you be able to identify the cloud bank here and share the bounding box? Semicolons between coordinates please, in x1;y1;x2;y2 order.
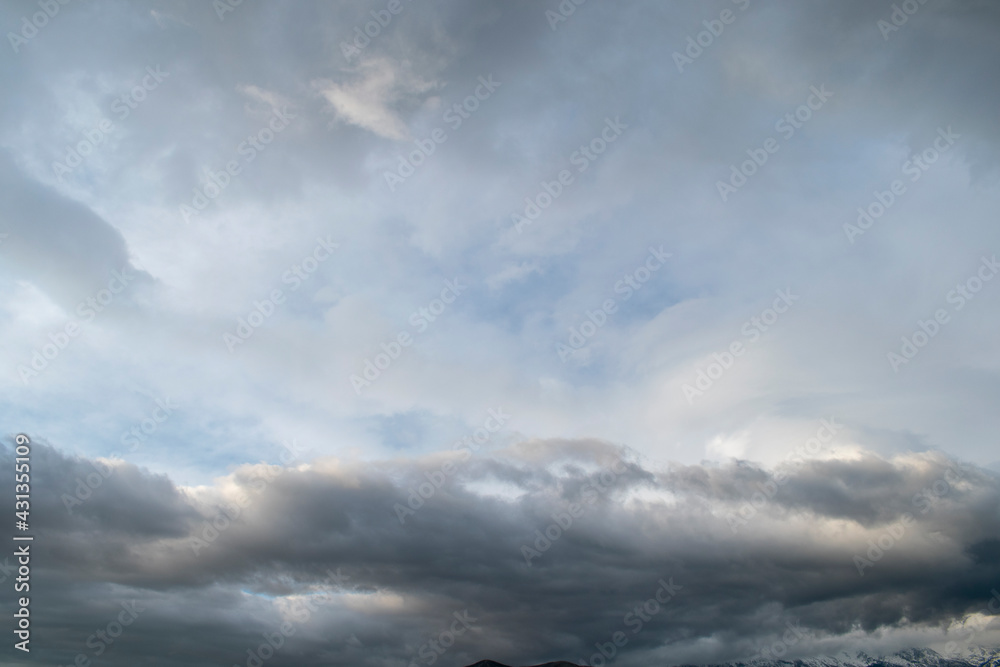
4;438;999;666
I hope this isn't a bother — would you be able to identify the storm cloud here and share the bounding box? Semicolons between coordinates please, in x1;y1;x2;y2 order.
2;0;1000;664
3;437;999;666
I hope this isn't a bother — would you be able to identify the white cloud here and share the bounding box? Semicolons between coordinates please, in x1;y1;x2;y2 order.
313;57;438;140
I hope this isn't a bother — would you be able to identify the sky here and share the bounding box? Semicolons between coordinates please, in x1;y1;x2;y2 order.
1;0;1000;665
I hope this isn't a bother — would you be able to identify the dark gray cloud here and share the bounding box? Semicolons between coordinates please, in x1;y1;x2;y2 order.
0;151;152;307
3;438;999;666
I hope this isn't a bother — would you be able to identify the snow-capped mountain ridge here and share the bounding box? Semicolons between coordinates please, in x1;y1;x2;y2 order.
463;647;1000;667
711;647;1000;667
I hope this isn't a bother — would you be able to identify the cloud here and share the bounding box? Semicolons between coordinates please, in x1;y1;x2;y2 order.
313;57;439;140
0;151;151;308
8;439;1000;666
2;1;1000;664
238;83;293;117
486;261;542;291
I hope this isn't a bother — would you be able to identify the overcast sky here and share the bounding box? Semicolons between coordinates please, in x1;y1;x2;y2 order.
2;1;1000;666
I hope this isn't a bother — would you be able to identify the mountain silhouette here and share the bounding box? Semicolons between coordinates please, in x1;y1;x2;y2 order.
464;662;581;667
462;648;1000;667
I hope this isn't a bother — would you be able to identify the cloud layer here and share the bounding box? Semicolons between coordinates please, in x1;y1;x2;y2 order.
3;439;999;666
2;0;1000;664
